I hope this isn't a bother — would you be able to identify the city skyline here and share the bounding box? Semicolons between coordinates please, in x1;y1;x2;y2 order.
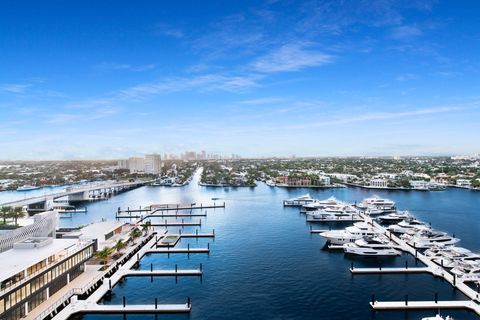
1;1;480;159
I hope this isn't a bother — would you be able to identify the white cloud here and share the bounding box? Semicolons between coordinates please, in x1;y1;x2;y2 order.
390;25;423;41
95;63;157;72
252;42;333;73
288;106;465;129
0;83;31;94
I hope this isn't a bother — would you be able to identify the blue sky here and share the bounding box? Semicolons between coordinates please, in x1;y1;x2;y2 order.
1;0;479;159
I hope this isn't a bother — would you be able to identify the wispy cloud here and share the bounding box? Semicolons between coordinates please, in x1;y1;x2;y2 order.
390;25;423;41
0;83;31;94
238;97;288;105
94;62;157;72
153;24;184;39
45;108;119;124
396;73;417;81
288;106;466;129
252;42;333;73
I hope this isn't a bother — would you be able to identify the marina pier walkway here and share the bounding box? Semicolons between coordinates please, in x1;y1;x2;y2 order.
371;300;480;315
350;267;431;274
67;300;191;314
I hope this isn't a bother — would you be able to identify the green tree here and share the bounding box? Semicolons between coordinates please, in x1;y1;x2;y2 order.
1;206;11;225
114;239;127;253
11;207;24;225
95;246;113;266
130;227;142;243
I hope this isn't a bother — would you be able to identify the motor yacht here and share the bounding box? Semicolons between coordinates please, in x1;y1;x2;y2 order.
283;194;316;206
426;247;480;268
402;230;460;249
378;211;412;223
343;237;400;256
307;209;358;221
320;222;377;245
387;218;430;234
301;196;349;211
357;195;395;211
16;185;41;191
421;315;453;320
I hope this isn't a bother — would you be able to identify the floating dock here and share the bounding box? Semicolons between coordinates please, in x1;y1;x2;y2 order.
350;267;430;274
370;300;480;315
146;247;210;254
124;269;203;277
150;220;202;227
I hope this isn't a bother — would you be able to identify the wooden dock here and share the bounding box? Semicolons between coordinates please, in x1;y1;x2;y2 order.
350;267;430;274
370;300;480;315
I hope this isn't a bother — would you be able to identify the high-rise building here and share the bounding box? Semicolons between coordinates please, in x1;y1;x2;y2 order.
144;154;162;174
128;157;145;173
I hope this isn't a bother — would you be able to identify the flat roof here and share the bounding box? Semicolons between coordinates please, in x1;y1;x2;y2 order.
0;238;78;283
79;220;125;238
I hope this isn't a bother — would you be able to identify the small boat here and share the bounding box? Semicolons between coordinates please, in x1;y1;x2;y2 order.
265;180;276;187
16;185;41;191
343;237;400;256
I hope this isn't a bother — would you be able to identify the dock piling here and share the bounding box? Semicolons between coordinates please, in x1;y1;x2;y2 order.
435;293;438;303
123;296;126;308
405;295;408;306
155;298;158;309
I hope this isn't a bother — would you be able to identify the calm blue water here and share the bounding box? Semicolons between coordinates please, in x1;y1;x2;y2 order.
5;172;479;319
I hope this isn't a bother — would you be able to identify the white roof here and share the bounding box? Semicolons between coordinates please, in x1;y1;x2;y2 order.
0;238;78;283
79;220;125;238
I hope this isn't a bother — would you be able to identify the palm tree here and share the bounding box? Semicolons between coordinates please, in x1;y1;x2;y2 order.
114;239;127;253
11;207;24;225
95;246;113;266
130;227;142;243
1;206;11;225
141;221;151;235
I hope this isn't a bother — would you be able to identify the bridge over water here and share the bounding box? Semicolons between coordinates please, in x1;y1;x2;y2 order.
0;181;151;213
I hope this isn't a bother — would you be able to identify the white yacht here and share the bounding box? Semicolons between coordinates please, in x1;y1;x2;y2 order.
452;266;480;282
357;195;395;211
402;230;460;249
421;315;453;320
426;246;480;268
320;222;377;245
343;237;400;256
16;185;41;191
364;206;386;215
307;209;358;221
283;194;316;206
302;196;349;211
387;218;430;234
378;211;412;223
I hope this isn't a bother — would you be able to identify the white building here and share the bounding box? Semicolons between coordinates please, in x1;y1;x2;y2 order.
456;179;471;188
0;233;93;319
410;180;428;190
128;157;145;173
144;153;162;175
369;178;389;188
